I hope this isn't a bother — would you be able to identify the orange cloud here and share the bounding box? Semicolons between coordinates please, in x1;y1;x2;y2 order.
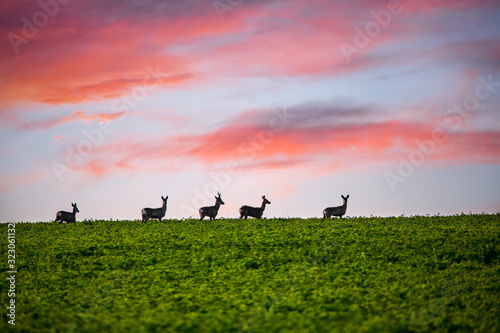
7;110;125;130
62;110;125;123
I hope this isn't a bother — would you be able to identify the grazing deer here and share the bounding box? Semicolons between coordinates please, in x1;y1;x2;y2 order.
239;195;271;219
55;203;79;224
199;191;224;221
323;195;349;218
141;196;168;223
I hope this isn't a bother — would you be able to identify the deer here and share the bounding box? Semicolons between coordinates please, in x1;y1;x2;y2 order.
55;203;79;224
323;194;349;218
199;191;224;221
239;195;271;219
141;196;168;223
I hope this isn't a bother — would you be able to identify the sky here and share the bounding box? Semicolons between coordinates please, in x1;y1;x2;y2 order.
1;0;499;222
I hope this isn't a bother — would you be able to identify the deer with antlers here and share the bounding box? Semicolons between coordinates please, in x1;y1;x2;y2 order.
199;192;224;221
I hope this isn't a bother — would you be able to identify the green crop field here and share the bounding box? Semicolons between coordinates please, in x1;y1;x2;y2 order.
1;215;499;332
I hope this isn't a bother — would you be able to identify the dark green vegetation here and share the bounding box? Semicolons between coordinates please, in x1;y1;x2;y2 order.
2;215;499;332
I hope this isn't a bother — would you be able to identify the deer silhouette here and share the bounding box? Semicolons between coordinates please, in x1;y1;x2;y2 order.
55;203;79;224
141;196;168;223
239;195;271;219
323;195;349;218
199;191;224;221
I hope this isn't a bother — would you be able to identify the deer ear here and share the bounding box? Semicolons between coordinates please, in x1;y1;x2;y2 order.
262;195;265;199
346;195;349;199
166;196;168;199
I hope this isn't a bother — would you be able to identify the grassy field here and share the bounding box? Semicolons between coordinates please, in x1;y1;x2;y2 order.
1;215;499;332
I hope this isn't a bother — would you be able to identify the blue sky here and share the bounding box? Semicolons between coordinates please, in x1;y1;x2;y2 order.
1;0;499;222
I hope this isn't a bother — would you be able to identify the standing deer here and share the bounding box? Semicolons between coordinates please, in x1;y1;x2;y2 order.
199;191;224;221
239;195;271;219
141;196;168;223
323;195;349;218
55;203;79;224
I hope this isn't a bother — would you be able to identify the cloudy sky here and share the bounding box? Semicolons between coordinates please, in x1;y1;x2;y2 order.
1;0;499;222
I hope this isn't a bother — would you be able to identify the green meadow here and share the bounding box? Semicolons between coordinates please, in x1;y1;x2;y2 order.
1;215;499;332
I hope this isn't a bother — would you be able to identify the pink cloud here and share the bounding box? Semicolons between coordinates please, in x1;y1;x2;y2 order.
0;169;47;193
64;110;125;123
2;0;498;108
7;110;125;130
57;104;500;179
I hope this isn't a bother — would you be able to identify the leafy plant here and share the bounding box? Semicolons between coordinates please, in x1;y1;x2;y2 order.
1;215;499;332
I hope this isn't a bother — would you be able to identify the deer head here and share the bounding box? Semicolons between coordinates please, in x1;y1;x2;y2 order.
215;191;225;205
